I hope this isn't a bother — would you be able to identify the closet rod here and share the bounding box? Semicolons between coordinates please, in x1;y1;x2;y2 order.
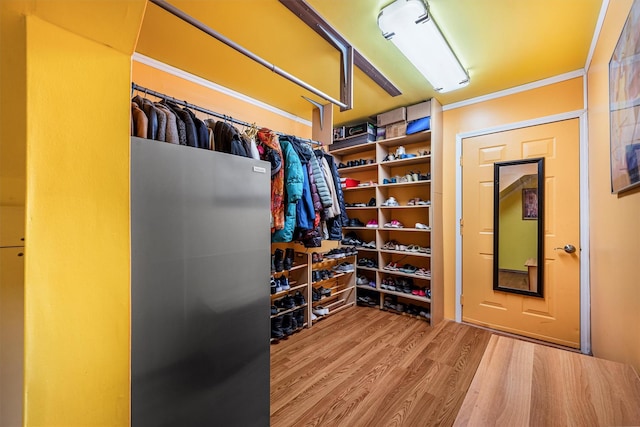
132;83;322;146
149;0;348;109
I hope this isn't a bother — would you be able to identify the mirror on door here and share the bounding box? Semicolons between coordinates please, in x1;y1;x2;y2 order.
493;158;544;297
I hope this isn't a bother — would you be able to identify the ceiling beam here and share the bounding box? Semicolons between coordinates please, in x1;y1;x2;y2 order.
279;0;402;98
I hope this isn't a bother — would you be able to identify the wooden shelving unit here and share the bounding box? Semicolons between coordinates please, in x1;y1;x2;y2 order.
329;100;443;325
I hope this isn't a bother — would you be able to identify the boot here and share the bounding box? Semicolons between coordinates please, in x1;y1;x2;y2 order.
284;248;295;270
294;308;305;327
281;313;294;335
274;249;284;272
271;316;284;339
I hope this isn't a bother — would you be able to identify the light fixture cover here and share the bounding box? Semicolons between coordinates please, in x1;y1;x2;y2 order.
378;0;469;93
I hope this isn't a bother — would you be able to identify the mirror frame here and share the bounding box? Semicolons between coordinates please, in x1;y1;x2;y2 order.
493;158;545;297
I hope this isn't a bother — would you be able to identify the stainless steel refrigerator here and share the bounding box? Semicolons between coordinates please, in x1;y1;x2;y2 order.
130;137;271;426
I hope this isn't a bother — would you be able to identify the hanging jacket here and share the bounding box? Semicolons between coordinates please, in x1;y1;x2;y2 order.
204;118;216;150
295;168;315;230
142;100;158;140
156;103;179;144
320;156;341;219
162;101;187;145
187;109;209;149
258;128;285;231
131;102;148;139
272;138;303;242
312;150;333;209
323;153;348;240
154;104;167;142
307;162;322;215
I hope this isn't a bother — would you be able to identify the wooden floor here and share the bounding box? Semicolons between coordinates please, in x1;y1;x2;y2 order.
271;306;640;427
270;306;492;426
455;335;640;426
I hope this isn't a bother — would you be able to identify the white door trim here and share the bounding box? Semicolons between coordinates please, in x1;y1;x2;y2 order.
455;109;591;354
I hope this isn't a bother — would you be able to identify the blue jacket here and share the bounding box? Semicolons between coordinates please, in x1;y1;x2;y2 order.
295;168;315;230
272;139;304;242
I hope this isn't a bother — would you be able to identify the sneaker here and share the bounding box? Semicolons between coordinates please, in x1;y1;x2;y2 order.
395;146;406;157
271;317;284;339
384;219;404;228
278;275;290;290
313;306;329;316
356;275;369;285
368;197;376;206
270;278;277;294
349;218;365;227
381;197;399;207
415;222;430;230
366;219;378;228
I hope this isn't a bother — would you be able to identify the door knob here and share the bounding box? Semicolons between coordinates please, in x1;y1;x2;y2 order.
554;244;576;254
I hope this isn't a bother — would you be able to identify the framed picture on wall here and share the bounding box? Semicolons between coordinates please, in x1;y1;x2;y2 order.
609;0;640;193
522;188;538;220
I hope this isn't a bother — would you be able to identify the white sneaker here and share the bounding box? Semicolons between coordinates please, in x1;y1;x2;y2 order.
415;222;430;230
395;146;406;157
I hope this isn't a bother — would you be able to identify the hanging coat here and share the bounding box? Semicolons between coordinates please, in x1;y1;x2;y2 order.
272;138;304;242
258;128;285;231
323;153;348;240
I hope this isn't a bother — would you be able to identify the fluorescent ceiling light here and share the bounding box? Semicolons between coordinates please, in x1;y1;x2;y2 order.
378;0;469;93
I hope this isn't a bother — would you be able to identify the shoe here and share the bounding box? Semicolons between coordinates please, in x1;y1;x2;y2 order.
271;305;279;315
395;146;406;157
293;291;306;306
318;286;331;297
368;197;376;206
278;275;290;290
312;287;321;301
273;277;283;293
294;308;305;327
384;220;404;228
333;262;355;273
281;313;294;335
415;222;430;230
313;306;329;316
274;249;284;272
381;197;399;207
282;295;296;309
349;218;365;227
270;277;277;294
356;275;369;285
366;219;378;228
271;316;284;339
284;248;294;270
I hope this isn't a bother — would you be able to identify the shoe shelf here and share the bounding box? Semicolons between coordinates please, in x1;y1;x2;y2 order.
343;226;376;230
380;205;430;209
356;265;379;272
343;185;378;192
377;180;430;189
346;206;377;210
380;227;431;233
380;249;431;258
271;303;308;319
382;269;432;280
376;130;431;147
381;306;431;322
270;282;308;299
379;288;431;303
311;272;347;285
338;163;378;173
329;142;376;156
380;155;431;168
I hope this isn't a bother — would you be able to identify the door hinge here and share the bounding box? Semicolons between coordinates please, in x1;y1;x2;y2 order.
459;218;464;235
460;295;464;306
459;157;463;166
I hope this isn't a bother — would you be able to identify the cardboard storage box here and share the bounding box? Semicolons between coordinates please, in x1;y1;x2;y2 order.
385;121;407;139
407;100;431;121
344;121;375;138
330;132;376;151
377;107;406;127
333;126;345;141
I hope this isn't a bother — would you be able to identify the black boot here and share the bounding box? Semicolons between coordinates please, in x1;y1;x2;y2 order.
271;316;284;339
274;249;284;272
284;248;295;270
294;308;305;327
281;313;294;336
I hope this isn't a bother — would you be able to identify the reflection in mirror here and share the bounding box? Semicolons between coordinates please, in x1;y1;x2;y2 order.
493;158;544;297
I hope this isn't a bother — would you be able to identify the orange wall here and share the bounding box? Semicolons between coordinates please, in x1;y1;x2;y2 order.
442;77;585;319
132;61;312;139
587;0;640;373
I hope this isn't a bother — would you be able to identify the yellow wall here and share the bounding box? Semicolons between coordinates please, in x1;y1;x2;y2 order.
132;61;312;139
23;16;133;425
442;77;584;319
587;0;640;373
